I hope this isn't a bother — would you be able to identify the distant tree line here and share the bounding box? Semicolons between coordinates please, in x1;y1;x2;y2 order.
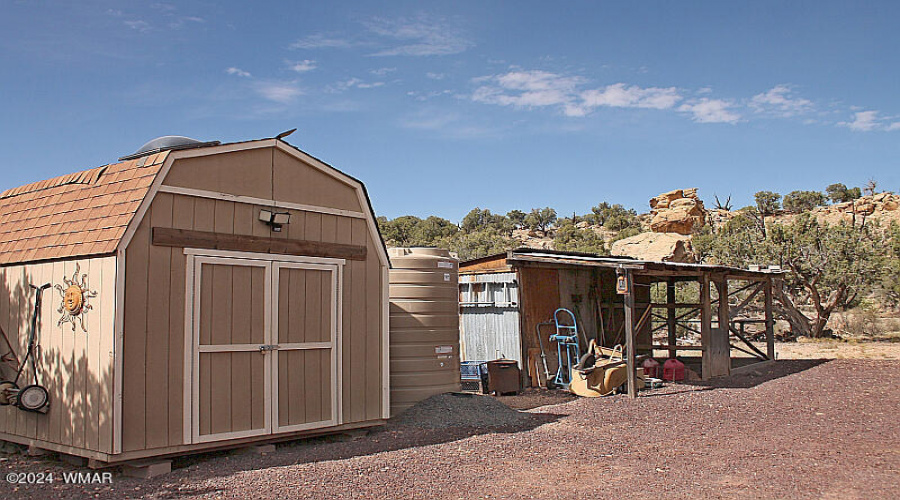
752;181;870;215
377;202;642;261
378;178;900;339
695;179;898;338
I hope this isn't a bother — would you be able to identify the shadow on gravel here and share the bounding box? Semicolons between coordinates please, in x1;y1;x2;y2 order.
682;359;830;390
153;395;563;492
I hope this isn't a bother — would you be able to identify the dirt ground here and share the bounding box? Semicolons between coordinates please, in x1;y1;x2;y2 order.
2;343;899;499
770;338;900;360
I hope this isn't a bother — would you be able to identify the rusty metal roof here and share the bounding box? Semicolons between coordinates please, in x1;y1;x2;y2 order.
0;152;169;265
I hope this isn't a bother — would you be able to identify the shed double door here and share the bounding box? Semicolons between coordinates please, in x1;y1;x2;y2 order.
188;255;341;444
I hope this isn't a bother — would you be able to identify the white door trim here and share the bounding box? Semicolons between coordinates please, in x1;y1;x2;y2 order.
183;250;344;445
187;255;273;445
184;248;346;267
270;261;342;434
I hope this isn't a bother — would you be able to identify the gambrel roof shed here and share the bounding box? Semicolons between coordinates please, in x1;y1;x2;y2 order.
0;137;390;464
0;139;388;267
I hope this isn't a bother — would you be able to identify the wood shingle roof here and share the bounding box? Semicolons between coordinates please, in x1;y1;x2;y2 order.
0;152;169;265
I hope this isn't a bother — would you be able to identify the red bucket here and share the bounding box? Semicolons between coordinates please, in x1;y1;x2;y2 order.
641;357;661;379
662;358;685;381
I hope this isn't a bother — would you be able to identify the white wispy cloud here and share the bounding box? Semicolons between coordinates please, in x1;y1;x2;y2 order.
407;89;453;101
580;83;681;110
750;85;813;117
288;59;317;72
464;68;895;130
838;110;881;131
471;70;586;116
331;78;385;92
115;4;204;32
426;72;446;80
472;71;681;117
678;98;741;123
255;81;302;103
367;15;473;56
290;34;356;50
290;15;471;57
371;67;396;76
168;16;205;29
226;67;252;78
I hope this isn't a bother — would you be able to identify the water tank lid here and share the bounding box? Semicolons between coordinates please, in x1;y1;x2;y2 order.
118;135;221;161
388;247;454;259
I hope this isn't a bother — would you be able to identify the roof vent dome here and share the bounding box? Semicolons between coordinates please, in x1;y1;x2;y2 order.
119;135;220;161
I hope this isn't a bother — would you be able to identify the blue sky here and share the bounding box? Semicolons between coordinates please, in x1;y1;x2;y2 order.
1;1;898;220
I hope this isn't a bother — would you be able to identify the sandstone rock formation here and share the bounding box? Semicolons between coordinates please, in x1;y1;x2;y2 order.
609;232;697;263
512;228;553;249
795;192;900;226
649;188;706;235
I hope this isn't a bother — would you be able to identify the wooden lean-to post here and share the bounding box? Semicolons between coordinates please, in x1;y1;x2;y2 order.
666;277;677;359
715;276;731;377
765;276;775;361
624;270;637;398
700;273;712;380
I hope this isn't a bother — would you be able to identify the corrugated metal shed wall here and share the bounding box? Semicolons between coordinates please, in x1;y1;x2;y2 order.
459;273;522;365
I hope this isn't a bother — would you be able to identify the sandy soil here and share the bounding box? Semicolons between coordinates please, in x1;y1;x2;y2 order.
2;345;898;499
771;339;900;360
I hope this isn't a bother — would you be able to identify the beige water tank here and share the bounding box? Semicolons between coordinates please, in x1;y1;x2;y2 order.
388;247;461;416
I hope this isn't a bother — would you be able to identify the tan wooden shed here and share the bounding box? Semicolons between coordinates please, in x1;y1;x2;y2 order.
0;136;390;464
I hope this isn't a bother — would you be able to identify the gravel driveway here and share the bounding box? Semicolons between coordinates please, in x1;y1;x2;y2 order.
2;358;898;499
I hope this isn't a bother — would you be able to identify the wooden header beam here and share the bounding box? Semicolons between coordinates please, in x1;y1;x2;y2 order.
152;227;367;261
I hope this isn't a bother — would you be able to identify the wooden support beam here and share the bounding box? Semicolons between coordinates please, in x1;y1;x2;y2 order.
714;279;732;377
598;302;651;308
624;270;637;398
765;277;776;361
634;304;654;340
637;344;706;351
667;277;677;359
152;227;367;261
727;280;764;298
650;302;703;308
730;343;763;358
724;274;771;283
637;269;704;278
700;273;712;380
729;283;764;320
675;308;701;321
728;325;769;360
709;280;762;307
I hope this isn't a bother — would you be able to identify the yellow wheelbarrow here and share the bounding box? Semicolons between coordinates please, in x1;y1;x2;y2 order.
569;340;645;397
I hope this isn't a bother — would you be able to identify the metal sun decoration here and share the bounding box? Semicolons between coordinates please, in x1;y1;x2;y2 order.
55;263;98;333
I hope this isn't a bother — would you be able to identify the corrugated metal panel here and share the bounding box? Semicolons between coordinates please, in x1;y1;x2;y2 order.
459;273;522;366
460;273;516;284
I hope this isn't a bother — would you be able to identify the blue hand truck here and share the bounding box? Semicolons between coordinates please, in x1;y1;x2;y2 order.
549;308;581;389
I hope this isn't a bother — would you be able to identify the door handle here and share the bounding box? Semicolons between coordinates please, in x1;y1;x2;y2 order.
258;344;280;353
